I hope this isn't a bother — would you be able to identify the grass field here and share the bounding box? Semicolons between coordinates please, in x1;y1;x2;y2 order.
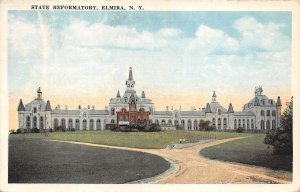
200;135;292;171
9;136;170;183
9;130;253;149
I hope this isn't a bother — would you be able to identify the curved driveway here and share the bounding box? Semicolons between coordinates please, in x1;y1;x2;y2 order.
50;137;292;184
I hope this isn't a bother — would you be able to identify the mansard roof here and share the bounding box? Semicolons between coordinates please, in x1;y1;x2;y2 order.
233;111;255;116
153;111;173;116
246;95;276;108
25;98;47;111
179;111;205;117
209;102;227;113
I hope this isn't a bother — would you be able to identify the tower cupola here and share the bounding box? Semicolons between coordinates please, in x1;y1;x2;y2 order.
255;86;263;96
37;87;42;99
212;91;217;102
17;99;25;111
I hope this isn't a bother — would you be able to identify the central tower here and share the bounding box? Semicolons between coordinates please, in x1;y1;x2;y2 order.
126;67;135;91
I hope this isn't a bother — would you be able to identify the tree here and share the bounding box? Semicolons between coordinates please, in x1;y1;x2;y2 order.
199;120;215;131
264;97;293;155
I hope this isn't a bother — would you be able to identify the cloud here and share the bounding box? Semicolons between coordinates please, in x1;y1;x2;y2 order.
62;20;172;50
189;25;240;54
234;16;290;51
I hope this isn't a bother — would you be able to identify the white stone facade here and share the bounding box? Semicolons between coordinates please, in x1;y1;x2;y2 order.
17;68;282;131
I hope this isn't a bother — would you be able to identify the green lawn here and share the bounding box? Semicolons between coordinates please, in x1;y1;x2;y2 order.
200;135;292;171
9;130;253;149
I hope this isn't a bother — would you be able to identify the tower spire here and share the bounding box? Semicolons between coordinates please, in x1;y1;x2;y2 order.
129;67;133;80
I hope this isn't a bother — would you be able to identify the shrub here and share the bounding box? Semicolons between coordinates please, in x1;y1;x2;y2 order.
145;123;161;132
49;128;53;132
70;128;76;131
16;129;22;134
236;126;245;133
30;128;40;133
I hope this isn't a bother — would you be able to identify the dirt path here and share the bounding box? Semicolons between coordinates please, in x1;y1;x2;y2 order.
48;137;292;184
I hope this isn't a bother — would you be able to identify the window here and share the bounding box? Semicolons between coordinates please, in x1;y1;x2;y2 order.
90;119;94;130
261;110;265;116
68;119;73;129
54;119;59;129
234;119;237;129
75;119;80;130
33;116;37;128
111;108;115;115
26;116;31;128
266;120;270;130
61;119;66;128
217;118;221;129
96;119;101;130
82;119;87;130
223;118;227;129
174;120;179;126
272;120;276;129
261;120;265;130
246;119;249;129
266;110;270;116
33;107;37;113
242;119;245;128
238;119;241;127
168;119;172;125
272;110;276;117
187;120;192;130
251;119;254;129
162;120;166;125
218;109;222;115
194;120;198;130
212;118;215;126
40;116;44;129
111;119;115;124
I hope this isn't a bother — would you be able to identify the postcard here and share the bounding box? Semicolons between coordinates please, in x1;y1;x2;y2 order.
0;0;299;192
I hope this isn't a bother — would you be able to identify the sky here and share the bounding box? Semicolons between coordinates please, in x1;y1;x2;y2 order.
8;11;292;130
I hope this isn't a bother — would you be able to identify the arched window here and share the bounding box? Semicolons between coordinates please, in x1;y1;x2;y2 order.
33;107;37;113
54;118;59;129
261;110;265;116
187;120;192;130
33;116;37;128
194;120;198;130
234;119;237;129
39;116;44;129
68;119;73;129
26;116;31;128
61;119;66;128
238;119;241;127
82;119;87;130
168;119;172;125
218;109;222;115
161;120;166;125
242;119;245;128
90;119;94;130
139;108;145;112
223;118;227;129
96;119;101;130
261;120;265;130
111;119;115;124
217;118;221;129
266;120;270;130
75;119;80;130
272;110;276;117
266;110;270;116
272;120;276;129
251;119;254;129
174;120;179;126
181;120;185;129
212;118;216;126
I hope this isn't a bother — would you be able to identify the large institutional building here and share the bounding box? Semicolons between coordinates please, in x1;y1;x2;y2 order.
17;67;282;131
